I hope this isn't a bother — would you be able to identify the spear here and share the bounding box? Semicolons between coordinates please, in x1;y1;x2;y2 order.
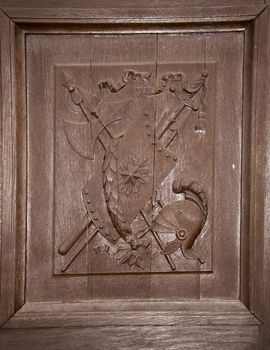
156;72;208;147
62;71;117;153
140;208;176;271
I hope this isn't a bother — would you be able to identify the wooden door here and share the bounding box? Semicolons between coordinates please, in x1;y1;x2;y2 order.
0;1;270;349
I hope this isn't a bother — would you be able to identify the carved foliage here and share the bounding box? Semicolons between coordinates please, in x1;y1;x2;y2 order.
57;64;209;273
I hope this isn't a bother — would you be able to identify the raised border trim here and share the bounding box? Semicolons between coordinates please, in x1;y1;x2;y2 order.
3;300;259;328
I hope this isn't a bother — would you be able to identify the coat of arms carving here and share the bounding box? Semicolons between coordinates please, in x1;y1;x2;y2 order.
55;62;214;274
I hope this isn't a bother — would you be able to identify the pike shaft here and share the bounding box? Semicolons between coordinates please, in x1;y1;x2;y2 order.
158;104;185;141
58;214;92;255
61;228;99;273
140;209;176;271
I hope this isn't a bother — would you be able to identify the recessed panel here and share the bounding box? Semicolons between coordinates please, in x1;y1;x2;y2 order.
54;61;215;274
27;33;242;300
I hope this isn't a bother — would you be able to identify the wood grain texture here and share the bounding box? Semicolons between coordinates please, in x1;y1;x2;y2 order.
25;32;243;301
26;35;92;302
0;0;265;8
261;5;270;349
0;1;270;349
252;4;270;350
3;300;259;329
2;301;259;350
6;5;262;36
0;9;16;327
198;32;243;299
249;8;268;323
0;325;259;350
11;22;27;312
240;21;255;309
2;5;265;22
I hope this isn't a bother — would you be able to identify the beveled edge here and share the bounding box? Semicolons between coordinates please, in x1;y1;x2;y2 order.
0;4;265;34
0;4;269;349
3;300;260;329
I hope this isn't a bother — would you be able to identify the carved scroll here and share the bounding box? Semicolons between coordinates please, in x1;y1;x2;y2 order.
57;65;209;272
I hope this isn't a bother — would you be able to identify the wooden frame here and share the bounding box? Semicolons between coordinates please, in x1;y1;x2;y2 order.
0;1;270;349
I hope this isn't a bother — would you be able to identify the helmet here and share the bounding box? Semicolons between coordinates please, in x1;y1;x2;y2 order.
151;178;207;264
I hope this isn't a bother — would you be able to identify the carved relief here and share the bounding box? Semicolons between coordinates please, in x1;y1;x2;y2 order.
55;63;212;274
153;179;207;264
118;152;151;195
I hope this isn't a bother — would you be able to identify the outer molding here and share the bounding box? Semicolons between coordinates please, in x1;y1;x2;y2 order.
2;4;265;22
0;5;265;34
0;3;269;349
0;9;16;327
2;300;259;328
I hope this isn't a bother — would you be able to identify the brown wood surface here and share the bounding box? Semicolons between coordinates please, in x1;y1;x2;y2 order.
0;325;259;350
11;22;27;312
262;5;270;350
0;9;16;326
0;1;270;349
3;300;258;328
0;0;265;8
2;5;265;23
249;7;269;324
240;20;254;309
26;35;91;301
250;4;270;349
1;301;259;350
25;31;243;301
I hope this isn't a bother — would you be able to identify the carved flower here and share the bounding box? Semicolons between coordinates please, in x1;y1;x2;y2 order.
118;152;150;195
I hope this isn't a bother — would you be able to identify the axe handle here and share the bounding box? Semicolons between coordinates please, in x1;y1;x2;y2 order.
58;214;92;255
61;228;99;272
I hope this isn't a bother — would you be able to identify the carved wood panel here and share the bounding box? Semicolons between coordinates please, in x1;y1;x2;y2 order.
27;33;242;300
54;61;214;275
2;2;270;349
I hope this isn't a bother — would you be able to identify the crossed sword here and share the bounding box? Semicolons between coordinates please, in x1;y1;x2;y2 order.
58;81;197;272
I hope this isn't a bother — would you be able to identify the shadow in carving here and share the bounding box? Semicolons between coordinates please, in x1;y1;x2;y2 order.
57;66;208;272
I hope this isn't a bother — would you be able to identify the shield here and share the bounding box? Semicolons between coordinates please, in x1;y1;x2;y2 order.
58;66;208;271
